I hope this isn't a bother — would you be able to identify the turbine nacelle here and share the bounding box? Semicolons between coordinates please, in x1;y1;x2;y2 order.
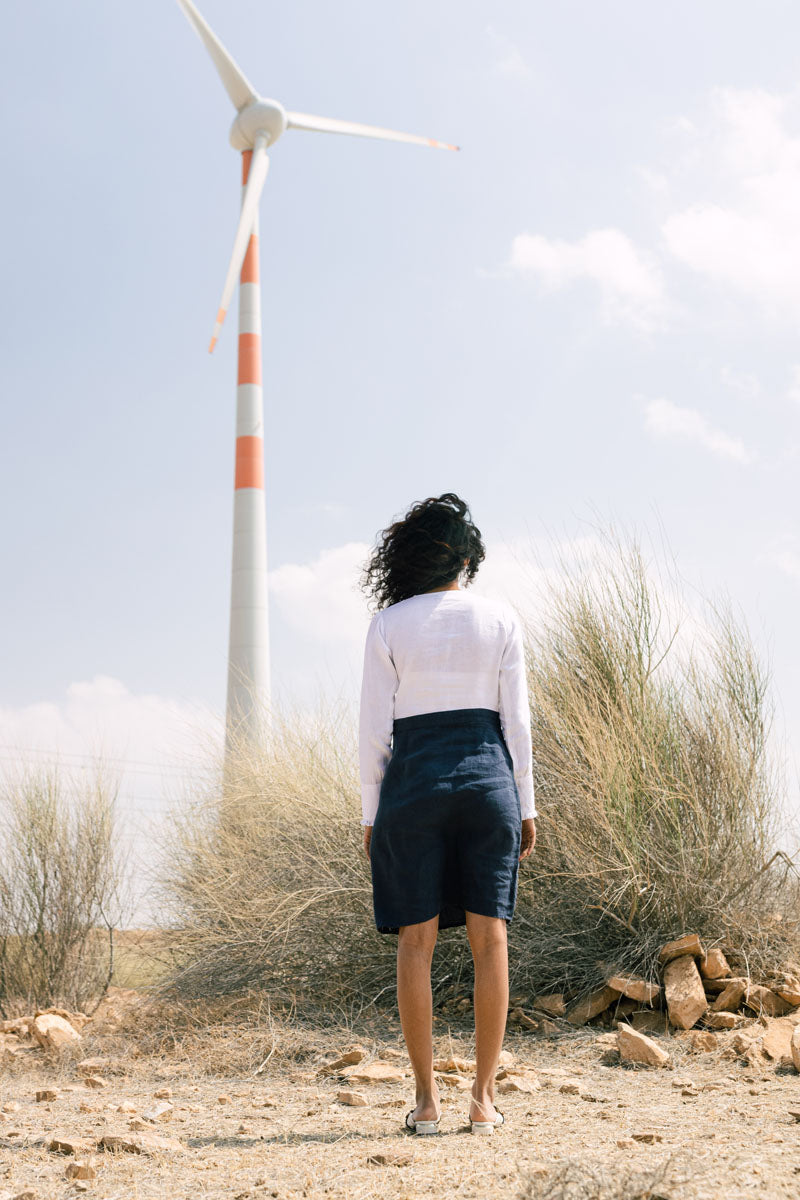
176;0;458;351
229;99;287;152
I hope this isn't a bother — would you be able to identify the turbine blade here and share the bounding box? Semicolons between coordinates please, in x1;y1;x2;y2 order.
209;135;270;353
285;111;459;151
176;0;258;112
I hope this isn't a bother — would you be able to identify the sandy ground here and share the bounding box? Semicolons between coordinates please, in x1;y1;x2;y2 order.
3;1013;800;1200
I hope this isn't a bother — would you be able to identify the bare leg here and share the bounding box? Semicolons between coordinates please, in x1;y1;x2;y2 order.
465;912;508;1122
397;914;441;1121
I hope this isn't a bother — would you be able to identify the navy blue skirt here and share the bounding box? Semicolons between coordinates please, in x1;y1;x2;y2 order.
369;707;522;935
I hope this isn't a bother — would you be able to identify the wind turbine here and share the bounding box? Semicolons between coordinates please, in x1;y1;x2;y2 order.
175;0;458;749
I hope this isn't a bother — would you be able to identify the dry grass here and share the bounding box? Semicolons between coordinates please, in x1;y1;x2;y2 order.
149;523;800;1013
3;1004;800;1200
0;762;126;1012
515;526;800;1002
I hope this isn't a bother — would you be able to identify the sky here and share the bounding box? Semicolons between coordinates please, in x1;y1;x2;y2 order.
2;1;799;917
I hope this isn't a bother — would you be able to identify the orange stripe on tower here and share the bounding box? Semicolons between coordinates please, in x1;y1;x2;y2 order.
237;333;262;385
235;435;264;489
241;148;253;184
241;234;259;283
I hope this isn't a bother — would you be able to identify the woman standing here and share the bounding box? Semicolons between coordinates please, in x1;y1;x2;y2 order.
358;492;536;1136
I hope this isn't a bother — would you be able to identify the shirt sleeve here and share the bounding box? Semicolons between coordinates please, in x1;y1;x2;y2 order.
358;611;399;826
497;608;537;819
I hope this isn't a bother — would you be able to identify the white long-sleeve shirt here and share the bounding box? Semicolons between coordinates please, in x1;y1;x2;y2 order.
358;589;537;826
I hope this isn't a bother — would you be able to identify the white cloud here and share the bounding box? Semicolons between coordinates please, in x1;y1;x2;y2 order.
485;26;530;79
765;535;800;584
269;541;371;646
787;365;800;407
721;365;761;400
0;677;219;779
508;228;665;329
642;397;753;463
661;87;800;318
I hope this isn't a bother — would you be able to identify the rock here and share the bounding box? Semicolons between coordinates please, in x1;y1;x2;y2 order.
84;1076;107;1089
436;1072;470;1088
31;1013;81;1052
663;955;708;1029
658;934;704;965
337;1090;368;1106
743;985;793;1017
508;1008;539;1029
631;1010;669;1036
685;1031;719;1052
367;1152;413;1167
65;1161;97;1180
35;1089;59;1102
532;993;566;1017
342;1061;405;1084
99;1132;183;1155
141;1100;173;1122
128;1118;150;1130
607;975;660;1005
538;1018;561;1036
77;1057;114;1076
776;975;800;1006
48;1135;94;1155
594;1032;619;1048
705;1012;738;1030
217;1094;232;1104
497;1050;514;1066
791;1027;800;1072
616;1023;670;1067
712;978;747;1012
760;1015;800;1061
318;1046;367;1074
116;1102;137;1113
35;1006;88;1030
699;949;731;980
2;1102;20;1113
731;1030;764;1065
559;1081;581;1094
153;1087;172;1099
632;1130;663;1143
566;985;621;1025
496;1075;539;1094
433;1056;474;1073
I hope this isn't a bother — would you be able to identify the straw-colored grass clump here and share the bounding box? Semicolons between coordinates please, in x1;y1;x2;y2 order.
157;527;800;1010
0;764;123;1011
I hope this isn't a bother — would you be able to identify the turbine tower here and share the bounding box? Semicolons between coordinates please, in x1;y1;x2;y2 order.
175;0;458;749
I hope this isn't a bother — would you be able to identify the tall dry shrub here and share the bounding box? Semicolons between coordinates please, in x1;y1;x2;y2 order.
0;764;123;1012
157;702;407;1012
157;524;799;1012
510;525;799;999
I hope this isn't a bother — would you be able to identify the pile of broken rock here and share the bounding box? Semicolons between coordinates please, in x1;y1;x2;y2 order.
1;988;141;1067
531;933;800;1071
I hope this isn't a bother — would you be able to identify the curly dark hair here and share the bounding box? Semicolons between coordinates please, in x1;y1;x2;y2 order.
360;492;486;610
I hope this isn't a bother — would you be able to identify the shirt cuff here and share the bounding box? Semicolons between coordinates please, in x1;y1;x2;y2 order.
516;773;537;820
361;782;382;826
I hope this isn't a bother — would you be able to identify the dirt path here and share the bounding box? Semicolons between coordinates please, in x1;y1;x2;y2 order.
2;1025;800;1199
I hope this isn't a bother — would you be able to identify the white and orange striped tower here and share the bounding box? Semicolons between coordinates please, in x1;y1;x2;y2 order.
225;147;270;747
176;0;458;751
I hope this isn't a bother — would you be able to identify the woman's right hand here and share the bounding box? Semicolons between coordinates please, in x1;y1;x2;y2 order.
519;818;536;860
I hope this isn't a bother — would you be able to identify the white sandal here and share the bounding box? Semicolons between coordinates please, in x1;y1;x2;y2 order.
468;1095;505;1134
404;1105;442;1135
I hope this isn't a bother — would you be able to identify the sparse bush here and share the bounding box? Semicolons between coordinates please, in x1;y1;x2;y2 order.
156;701;403;1012
513;525;800;999
0;764;124;1012
158;524;800;1011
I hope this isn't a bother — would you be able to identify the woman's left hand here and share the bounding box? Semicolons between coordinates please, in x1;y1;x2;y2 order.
363;826;373;859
